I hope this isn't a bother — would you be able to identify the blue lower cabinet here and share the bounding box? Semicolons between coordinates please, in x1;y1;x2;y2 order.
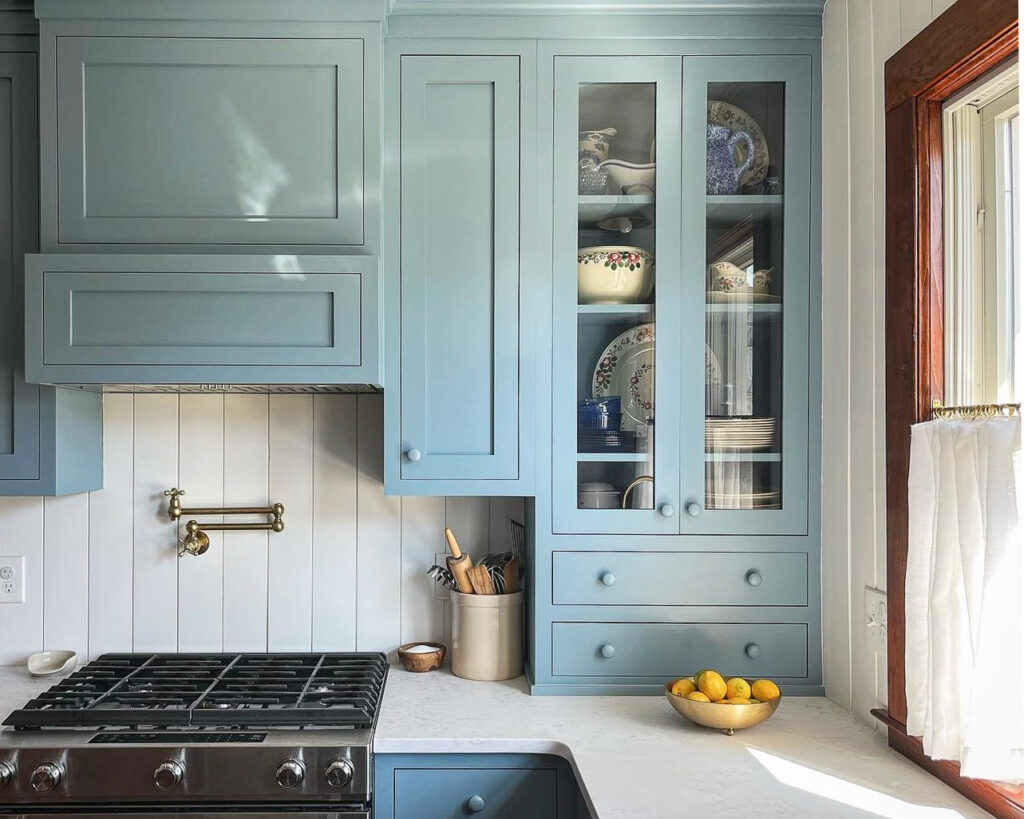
375;754;588;819
0;52;102;496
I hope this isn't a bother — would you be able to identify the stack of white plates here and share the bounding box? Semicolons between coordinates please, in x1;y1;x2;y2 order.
706;489;781;510
705;417;776;451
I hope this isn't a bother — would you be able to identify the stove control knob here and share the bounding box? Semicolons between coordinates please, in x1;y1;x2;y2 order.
325;758;354;789
31;762;64;793
0;760;14;788
154;760;185;790
276;759;305;790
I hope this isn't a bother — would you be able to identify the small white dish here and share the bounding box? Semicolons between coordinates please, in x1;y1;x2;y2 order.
27;650;78;676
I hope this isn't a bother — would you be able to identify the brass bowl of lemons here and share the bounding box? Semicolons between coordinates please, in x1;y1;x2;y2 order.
664;670;781;735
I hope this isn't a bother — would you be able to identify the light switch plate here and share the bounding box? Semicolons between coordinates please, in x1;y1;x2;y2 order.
865;586;887;652
0;556;26;604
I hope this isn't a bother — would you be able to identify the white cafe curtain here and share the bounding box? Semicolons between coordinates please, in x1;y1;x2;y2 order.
906;415;1023;784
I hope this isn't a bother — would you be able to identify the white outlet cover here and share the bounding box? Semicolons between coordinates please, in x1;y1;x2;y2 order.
0;555;26;604
865;586;887;653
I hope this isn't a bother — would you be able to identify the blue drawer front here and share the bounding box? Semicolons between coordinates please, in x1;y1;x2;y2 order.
394;768;558;819
551;622;808;678
552;551;808;606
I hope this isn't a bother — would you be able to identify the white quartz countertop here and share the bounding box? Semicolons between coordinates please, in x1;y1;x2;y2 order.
376;666;992;819
0;664;992;818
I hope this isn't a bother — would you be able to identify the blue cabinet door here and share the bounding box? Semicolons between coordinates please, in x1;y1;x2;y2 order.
0;52;101;496
388;51;529;492
551;56;683;534
679;54;814;536
395;768;558;819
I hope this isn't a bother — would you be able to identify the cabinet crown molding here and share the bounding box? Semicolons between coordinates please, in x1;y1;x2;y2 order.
34;0;390;22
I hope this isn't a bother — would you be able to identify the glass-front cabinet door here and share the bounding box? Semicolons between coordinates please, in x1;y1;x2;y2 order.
680;55;811;535
552;57;682;534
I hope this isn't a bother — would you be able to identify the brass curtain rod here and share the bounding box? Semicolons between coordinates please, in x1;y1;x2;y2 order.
931;399;1021;420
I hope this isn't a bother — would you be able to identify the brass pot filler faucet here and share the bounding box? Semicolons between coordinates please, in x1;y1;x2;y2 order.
165;488;285;557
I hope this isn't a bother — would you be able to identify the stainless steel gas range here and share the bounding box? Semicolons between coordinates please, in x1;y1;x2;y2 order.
0;653;388;818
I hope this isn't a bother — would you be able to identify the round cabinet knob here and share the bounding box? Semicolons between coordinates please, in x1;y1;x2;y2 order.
154;760;185;790
600;644;616;659
31;762;64;793
0;761;14;789
466;795;486;813
276;759;306;790
745;570;763;587
744;643;762;659
599;571;616;587
659;503;676;518
686;502;702;517
325;758;354;789
405;448;422;463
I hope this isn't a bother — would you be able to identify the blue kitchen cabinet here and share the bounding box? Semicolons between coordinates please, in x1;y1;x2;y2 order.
374;754;587;819
0;47;101;496
526;28;823;696
24;254;379;385
382;43;536;495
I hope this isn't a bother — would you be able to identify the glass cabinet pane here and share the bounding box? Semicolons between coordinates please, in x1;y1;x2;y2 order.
704;81;785;511
575;82;657;511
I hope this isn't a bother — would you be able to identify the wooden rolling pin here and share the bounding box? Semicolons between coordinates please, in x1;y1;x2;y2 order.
444;527;474;594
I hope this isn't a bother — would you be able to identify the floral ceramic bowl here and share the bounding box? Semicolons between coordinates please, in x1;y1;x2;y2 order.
578;245;654;304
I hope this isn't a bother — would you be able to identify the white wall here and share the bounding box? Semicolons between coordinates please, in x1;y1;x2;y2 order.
821;0;957;724
0;393;522;664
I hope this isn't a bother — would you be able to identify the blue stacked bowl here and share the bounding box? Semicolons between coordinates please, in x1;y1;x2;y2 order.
578;397;622;431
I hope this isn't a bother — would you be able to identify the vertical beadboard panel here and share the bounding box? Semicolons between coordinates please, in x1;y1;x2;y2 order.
177;395;225;652
132;394;180;652
42;494;90;657
222;395;270;652
400;495;445;645
356;394;402;653
311;394;359;651
444;497;491;557
931;0;956;18
898;0;934;45
88;394;135;659
268;395;314;651
0;497;44;664
488;497;525;555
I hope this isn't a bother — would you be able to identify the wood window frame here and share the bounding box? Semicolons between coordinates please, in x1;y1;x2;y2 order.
878;0;1021;815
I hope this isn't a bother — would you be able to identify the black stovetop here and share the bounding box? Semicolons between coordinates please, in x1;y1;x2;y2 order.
3;652;388;730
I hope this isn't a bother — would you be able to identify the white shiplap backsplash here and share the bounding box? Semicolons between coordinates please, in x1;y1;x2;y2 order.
0;393;524;665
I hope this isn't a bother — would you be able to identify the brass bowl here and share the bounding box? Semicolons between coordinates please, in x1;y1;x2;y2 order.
664;681;781;735
398;642;446;673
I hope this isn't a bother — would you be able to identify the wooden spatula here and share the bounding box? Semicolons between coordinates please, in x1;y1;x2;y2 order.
502;557;521;594
467;564;495;595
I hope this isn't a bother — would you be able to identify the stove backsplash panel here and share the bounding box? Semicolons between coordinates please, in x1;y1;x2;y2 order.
0;393;523;664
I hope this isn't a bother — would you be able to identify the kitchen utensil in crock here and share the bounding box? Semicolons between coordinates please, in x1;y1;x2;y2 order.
444;526;474;594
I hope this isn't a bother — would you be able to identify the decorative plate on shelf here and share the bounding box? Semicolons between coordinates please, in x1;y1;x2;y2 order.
707;100;768;189
592;323;723;431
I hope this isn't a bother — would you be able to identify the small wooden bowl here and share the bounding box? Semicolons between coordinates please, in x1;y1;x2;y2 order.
664;680;781;735
398;642;446;673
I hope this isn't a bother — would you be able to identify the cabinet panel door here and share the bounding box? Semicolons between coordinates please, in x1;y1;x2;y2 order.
551;56;683;535
55;37;363;245
680;55;813;535
552;551;808;606
551;621;808;678
0;54;40;481
399;55;520;480
394;768;557;819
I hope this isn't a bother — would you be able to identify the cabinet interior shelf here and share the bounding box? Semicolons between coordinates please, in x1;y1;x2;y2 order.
705;452;782;462
578;194;654;223
576;452;650;462
706;194;782;227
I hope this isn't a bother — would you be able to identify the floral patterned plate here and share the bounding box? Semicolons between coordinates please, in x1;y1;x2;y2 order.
707;100;768;189
591;323;723;431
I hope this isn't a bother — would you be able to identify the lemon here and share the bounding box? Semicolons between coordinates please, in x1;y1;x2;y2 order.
692;668;711;687
685;691;710;702
670;677;696;697
721;696;751;704
751;679;781;702
697;670;727;702
725;677;751;699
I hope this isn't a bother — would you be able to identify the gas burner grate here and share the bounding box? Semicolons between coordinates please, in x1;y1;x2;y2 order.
4;652;388;730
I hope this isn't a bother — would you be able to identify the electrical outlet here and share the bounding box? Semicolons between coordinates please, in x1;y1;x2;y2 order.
865;586;887;652
0;556;26;604
434;552;450;600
